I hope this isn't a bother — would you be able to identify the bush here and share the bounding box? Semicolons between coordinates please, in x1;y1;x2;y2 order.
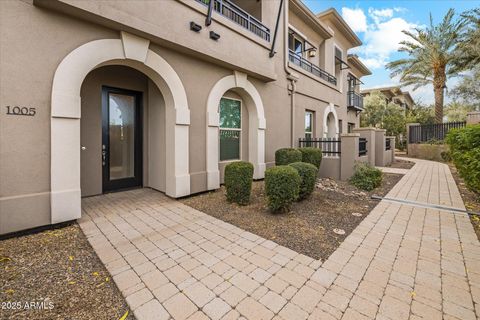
350;162;383;191
289;162;318;200
265;166;301;212
224;161;254;205
275;148;302;166
440;151;452;162
446;125;480;193
298;147;322;169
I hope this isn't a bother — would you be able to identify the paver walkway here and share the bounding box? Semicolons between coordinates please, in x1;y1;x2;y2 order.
79;158;480;320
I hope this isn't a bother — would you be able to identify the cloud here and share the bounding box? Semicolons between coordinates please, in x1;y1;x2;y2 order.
345;7;417;70
341;7;367;33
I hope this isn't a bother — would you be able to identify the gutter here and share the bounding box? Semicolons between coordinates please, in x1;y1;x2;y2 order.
283;0;299;147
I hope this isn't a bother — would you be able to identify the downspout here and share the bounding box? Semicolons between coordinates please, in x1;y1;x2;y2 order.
205;0;214;26
282;0;298;147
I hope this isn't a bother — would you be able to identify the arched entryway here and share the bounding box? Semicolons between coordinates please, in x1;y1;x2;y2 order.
50;32;190;224
323;103;339;138
206;71;266;190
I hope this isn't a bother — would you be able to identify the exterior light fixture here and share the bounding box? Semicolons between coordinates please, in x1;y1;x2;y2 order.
190;21;202;32
209;31;220;41
308;49;317;58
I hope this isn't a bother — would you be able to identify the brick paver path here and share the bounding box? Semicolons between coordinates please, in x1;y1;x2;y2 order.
79;158;480;319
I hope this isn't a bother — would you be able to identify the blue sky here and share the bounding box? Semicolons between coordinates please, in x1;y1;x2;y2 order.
304;0;480;105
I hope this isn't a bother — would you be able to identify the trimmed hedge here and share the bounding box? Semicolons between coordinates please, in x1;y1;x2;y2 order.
265;166;301;212
275;148;302;166
298;147;322;169
446;125;480;193
289;162;318;200
224;161;254;205
350;162;383;191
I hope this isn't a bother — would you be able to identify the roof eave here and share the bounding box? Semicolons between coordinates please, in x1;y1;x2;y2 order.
317;8;362;47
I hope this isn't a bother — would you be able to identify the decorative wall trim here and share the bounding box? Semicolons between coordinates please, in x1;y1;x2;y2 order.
206;72;266;189
50;33;190;224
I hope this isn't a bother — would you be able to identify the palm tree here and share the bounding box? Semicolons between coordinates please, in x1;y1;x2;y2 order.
456;8;480;70
387;9;466;123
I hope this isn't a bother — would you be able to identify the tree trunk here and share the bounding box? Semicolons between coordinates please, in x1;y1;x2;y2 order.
433;69;446;124
433;86;444;123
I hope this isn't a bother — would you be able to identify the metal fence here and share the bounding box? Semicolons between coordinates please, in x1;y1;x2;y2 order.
385;138;391;151
409;121;466;144
288;50;337;85
359;138;367;156
298;138;341;157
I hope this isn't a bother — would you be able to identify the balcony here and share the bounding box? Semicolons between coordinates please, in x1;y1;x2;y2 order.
288;50;337;85
347;91;363;111
196;0;270;41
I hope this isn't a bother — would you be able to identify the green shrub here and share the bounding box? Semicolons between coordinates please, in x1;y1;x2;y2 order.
298;147;322;169
265;166;301;212
350;162;383;191
289;162;318;200
446;125;480;193
275;148;302;166
440;151;452;162
224;161;254;205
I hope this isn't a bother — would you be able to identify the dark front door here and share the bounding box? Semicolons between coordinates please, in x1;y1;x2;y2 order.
102;86;143;192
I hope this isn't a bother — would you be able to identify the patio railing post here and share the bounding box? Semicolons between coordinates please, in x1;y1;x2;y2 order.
340;133;359;180
353;127;376;166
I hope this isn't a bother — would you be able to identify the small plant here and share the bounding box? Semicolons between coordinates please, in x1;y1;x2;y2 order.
350;162;383;191
298;147;322;169
441;151;452;162
289;162;318;200
275;148;302;166
224;161;254;205
265;166;301;212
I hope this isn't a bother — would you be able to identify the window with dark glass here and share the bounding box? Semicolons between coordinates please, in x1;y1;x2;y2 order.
305;111;313;139
288;31;304;55
219;98;241;161
347;74;356;92
348;122;355;133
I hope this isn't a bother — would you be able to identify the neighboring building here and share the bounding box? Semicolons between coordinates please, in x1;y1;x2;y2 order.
0;0;371;234
361;86;415;110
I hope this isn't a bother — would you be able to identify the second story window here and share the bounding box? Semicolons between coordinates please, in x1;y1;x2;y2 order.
288;31;304;56
347;74;357;92
305;111;314;139
219;98;241;161
334;47;342;81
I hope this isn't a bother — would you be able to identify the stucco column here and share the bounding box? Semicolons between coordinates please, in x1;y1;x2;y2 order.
375;129;387;167
353;127;376;166
340;133;359;180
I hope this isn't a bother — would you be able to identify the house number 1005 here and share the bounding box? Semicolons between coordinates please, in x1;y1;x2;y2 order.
5;106;36;116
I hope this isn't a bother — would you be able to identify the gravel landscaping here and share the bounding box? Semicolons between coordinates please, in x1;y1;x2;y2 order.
181;172;403;261
386;158;415;169
0;224;134;320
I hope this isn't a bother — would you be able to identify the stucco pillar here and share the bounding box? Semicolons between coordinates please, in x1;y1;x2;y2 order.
467;112;480;125
353;127;376;166
375;129;387;167
340;133;359;180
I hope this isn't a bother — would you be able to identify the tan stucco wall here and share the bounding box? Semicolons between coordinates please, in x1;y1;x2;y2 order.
408;143;449;162
0;0;367;234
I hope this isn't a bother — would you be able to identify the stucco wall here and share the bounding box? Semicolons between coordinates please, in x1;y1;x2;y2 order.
408;143;449;162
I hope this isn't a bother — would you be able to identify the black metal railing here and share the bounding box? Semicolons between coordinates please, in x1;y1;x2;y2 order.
289;50;337;85
359;138;367;156
385;138;391;151
408;121;466;144
298;137;341;157
196;0;270;41
347;91;363;110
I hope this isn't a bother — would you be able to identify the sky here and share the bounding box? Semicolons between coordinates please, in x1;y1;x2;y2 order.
304;0;480;105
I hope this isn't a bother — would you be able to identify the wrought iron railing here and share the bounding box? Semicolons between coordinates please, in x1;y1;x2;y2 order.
195;0;270;41
347;91;363;110
359;138;367;156
298;137;341;157
408;121;466;144
288;50;337;85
